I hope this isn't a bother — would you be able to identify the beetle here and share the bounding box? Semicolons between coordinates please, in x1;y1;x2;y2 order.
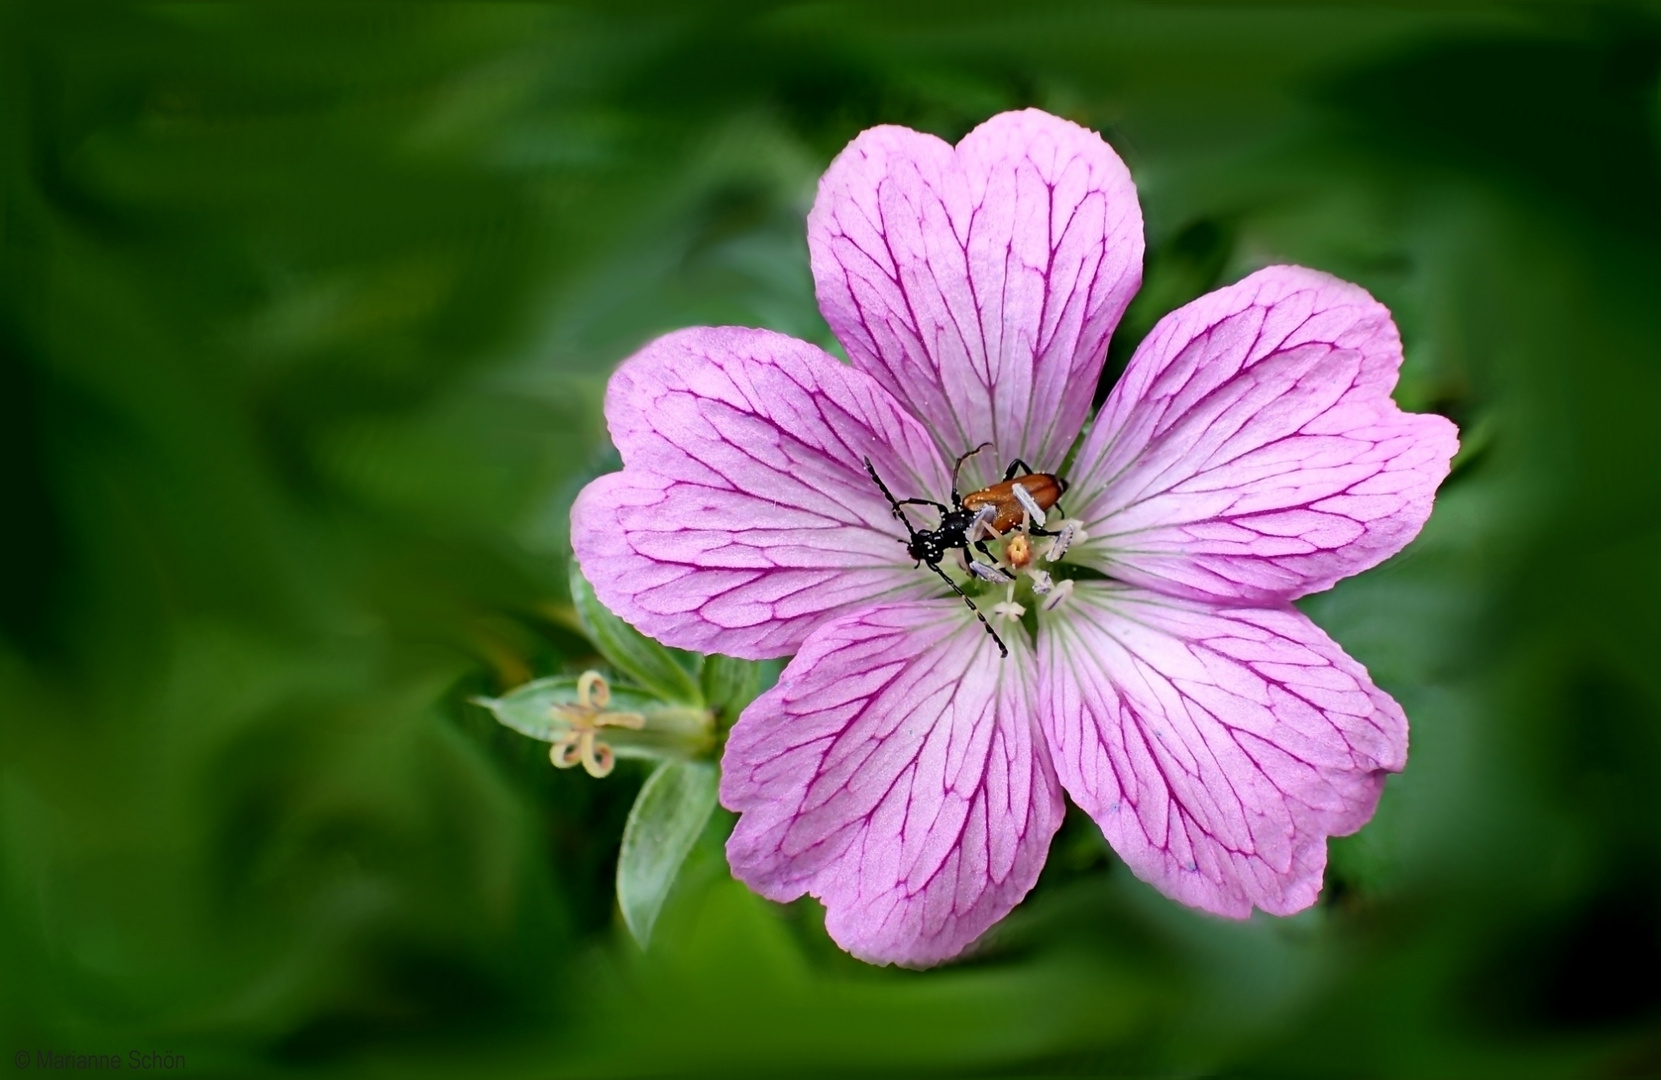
962;466;1068;537
861;443;1070;658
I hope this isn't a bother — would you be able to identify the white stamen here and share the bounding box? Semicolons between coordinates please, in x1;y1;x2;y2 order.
1027;569;1054;595
991;600;1026;622
1012;482;1046;524
1040;578;1075;612
1044;521;1082;562
969;560;1013;583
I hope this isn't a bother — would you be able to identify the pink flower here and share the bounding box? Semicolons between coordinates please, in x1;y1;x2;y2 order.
571;110;1458;967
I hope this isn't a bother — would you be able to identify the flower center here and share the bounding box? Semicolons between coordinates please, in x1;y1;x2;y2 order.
962;487;1087;622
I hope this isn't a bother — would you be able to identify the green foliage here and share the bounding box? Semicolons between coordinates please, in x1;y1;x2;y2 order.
617;760;720;948
701;652;780;728
569;562;704;706
3;3;1660;1077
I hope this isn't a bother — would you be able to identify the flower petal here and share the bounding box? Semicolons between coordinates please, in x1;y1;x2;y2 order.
721;601;1064;967
1038;582;1406;917
571;327;953;660
1067;266;1459;604
809;109;1143;486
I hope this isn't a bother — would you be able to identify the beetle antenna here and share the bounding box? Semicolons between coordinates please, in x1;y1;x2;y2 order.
950;441;993;502
864;456;918;535
924;560;1008;658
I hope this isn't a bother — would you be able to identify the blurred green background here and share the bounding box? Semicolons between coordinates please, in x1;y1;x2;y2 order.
4;3;1660;1076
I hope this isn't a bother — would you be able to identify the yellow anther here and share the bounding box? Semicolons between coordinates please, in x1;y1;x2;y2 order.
1004;532;1033;570
548;671;645;778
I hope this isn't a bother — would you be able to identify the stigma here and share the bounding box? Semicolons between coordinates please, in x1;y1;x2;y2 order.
548;670;646;778
967;490;1079;612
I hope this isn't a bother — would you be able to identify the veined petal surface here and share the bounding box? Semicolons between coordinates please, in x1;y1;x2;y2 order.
1068;266;1459;604
722;602;1064;967
1038;582;1407;918
571;327;952;660
809;109;1143;487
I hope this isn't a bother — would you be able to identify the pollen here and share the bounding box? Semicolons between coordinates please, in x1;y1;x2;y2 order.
1011;481;1046;523
1004;532;1033;570
1043;520;1084;562
967;505;1000;543
969;559;1014;583
1039;578;1075;612
548;670;645;778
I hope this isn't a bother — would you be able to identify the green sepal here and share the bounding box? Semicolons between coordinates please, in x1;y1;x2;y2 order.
617;759;719;948
699;653;776;728
474;676;713;762
569;561;704;705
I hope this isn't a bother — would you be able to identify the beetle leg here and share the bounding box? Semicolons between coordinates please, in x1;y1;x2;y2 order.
1002;459;1036;481
924;560;1007;658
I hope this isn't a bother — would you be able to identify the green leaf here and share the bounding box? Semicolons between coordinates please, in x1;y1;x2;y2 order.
569;560;703;704
617;759;719;948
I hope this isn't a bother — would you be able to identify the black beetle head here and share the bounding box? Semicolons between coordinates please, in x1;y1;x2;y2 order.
907;533;943;564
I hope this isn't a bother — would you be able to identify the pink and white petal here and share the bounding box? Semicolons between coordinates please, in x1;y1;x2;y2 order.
722;601;1064;967
1067;266;1459;604
809;109;1143;486
571;327;953;660
1038;582;1406;918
